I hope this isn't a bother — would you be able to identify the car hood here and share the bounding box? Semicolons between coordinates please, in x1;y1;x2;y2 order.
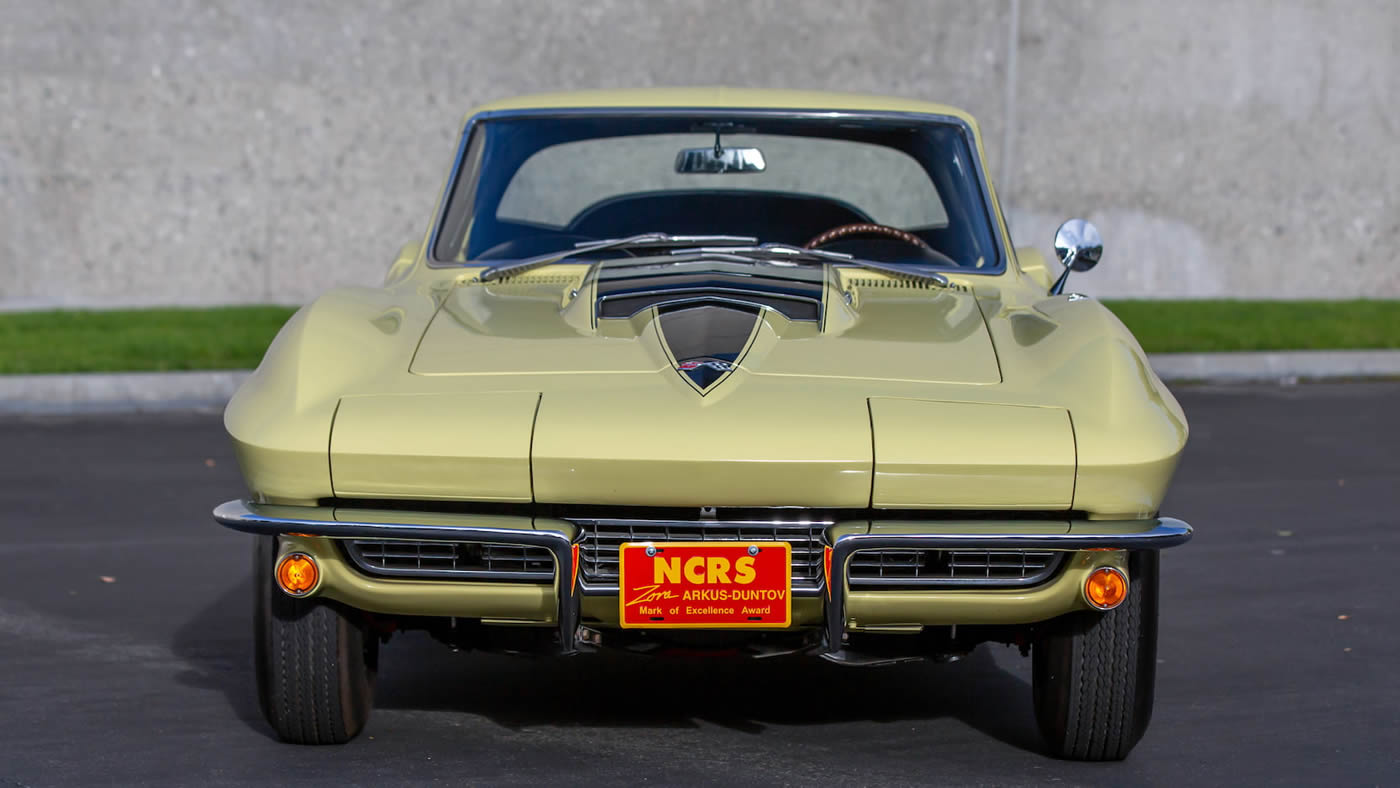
325;264;1080;510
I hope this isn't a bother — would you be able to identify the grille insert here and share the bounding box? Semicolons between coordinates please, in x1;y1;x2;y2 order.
572;518;828;591
848;549;1064;589
343;539;554;583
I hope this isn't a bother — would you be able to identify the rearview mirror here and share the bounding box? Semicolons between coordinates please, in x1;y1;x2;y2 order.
675;146;766;174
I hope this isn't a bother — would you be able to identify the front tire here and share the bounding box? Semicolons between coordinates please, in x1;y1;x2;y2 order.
253;535;377;744
1032;551;1159;761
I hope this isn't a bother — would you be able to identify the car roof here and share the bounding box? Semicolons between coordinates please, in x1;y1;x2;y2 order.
464;87;978;128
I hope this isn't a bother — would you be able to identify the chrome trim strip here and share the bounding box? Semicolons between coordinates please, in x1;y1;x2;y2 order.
213;500;568;545
427;125;476;266
426;106;1007;275
841;520;1193;552
822;517;1192;657
212;500;581;654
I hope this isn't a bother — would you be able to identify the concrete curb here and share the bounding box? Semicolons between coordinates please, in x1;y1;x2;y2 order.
2;351;1398;413
0;370;251;413
1148;350;1400;384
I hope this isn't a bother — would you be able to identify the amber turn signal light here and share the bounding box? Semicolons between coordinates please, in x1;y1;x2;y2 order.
276;553;319;596
1084;566;1128;610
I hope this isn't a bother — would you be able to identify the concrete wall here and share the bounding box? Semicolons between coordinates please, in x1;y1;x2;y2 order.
2;0;1396;309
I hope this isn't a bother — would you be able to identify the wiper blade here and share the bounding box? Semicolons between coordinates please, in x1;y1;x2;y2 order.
667;243;951;287
478;233;758;282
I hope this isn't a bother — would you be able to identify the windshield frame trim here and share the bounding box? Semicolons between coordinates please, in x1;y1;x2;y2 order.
426;107;1008;275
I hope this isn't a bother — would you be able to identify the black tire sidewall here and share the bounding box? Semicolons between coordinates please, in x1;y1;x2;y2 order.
253;534;276;726
1032;550;1160;760
252;535;377;743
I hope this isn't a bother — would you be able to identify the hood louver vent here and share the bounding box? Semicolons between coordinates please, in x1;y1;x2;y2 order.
847;277;969;292
475;274;579;287
595;267;824;321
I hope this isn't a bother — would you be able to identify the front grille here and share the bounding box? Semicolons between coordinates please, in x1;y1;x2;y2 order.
848;549;1064;589
572;517;828;590
342;539;554;583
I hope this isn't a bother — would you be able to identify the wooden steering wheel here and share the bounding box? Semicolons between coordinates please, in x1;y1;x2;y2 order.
804;222;933;251
804;222;960;267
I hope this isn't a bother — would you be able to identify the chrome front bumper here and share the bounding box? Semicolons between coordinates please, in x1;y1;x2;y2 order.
213;499;1191;659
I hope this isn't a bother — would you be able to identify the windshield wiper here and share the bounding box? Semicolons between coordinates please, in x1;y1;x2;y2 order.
664;242;952;287
477;233;758;283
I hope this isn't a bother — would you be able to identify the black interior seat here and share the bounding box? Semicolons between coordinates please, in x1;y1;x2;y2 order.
566;190;872;247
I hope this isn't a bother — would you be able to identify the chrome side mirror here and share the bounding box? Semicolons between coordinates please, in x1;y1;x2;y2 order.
1049;219;1102;295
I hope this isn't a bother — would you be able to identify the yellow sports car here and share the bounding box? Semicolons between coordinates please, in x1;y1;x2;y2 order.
213;88;1190;759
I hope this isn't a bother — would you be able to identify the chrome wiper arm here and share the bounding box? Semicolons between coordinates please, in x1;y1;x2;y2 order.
478;233;757;282
667;242;951;287
669;242;852;261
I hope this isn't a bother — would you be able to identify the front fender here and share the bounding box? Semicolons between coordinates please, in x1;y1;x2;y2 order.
225;285;442;504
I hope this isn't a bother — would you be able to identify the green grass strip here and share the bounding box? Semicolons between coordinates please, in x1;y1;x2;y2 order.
1103;299;1400;354
0;301;1396;374
0;306;298;374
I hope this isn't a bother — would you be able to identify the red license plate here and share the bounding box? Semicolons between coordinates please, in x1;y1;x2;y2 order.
618;541;792;628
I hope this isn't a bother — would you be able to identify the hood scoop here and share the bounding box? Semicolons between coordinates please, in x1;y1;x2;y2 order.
657;302;762;394
595;264;824;321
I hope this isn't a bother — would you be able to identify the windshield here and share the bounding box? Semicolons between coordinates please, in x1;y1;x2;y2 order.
432;113;1002;271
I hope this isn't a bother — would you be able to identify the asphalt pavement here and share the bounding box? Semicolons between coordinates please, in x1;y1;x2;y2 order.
1;383;1397;786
